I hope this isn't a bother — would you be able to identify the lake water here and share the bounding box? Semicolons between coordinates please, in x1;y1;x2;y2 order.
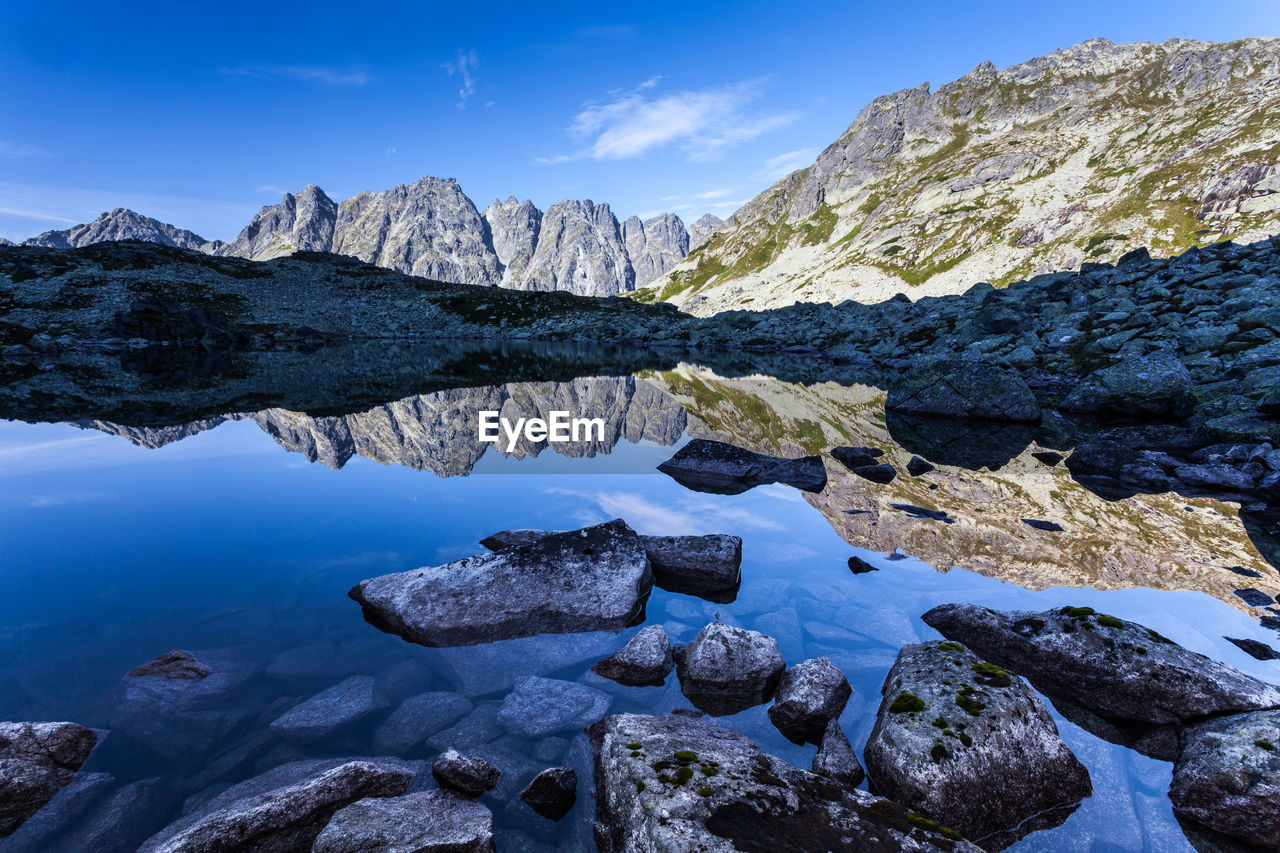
2;356;1278;851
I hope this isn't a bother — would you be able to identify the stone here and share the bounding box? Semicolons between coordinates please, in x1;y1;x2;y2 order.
138;760;413;853
497;676;612;737
1061;352;1193;418
830;446;883;468
906;455;935;476
591;626;674;686
518;767;577;821
350;520;653;646
42;777;178;853
431;750;500;798
128;650;211;680
864;641;1091;841
0;721;98;838
1022;518;1064;532
1225;637;1280;661
641;534;742;598
767;657;852;744
675;623;785;716
1233;588;1276;607
657;439;827;494
811;719;864;787
847;556;879;574
313;790;495;853
1170;709;1280;849
269;676;389;743
886;360;1041;422
590;713;979;852
373;692;474;753
923;604;1280;724
0;771;115;852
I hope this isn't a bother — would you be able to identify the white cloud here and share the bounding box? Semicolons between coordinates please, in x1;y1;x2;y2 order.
258;185;287;195
542;78;800;163
221;65;370;86
757;147;819;180
543;486;785;536
444;49;479;108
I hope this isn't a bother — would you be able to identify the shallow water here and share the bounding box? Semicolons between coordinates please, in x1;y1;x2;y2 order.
2;362;1278;851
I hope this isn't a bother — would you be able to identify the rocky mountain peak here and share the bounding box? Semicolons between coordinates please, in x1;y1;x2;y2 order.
223;185;337;261
482;196;542;287
23;208;225;254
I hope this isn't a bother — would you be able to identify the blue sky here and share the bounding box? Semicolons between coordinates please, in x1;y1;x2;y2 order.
1;0;1277;242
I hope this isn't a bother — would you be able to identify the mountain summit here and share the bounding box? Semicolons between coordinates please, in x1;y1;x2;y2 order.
643;37;1280;314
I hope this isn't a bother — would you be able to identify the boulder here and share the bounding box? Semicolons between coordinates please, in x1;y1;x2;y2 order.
373;692;473;753
923;604;1280;724
138;759;413;852
269;676;389;743
431;750;500;798
830;446;883;468
886;360;1041;422
350;520;653;646
497;676;612;737
767;657;852;744
657;439;827;495
39;776;178;853
1169;709;1280;849
590;713;979;852
642;534;742;599
518;767;577;821
847;556;879;574
0;721;98;838
0;771;115;851
313;790;495;853
591;626;674;686
675;623;785;715
906;456;935;476
1061;352;1193;418
128;650;211;680
864;641;1091;841
1225;637;1280;661
811;719;864;787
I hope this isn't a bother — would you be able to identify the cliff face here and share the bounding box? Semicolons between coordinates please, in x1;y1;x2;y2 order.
647;37;1280;314
623;214;691;288
513;200;634;296
24;209;225;254
221;185;337;261
482;197;542;288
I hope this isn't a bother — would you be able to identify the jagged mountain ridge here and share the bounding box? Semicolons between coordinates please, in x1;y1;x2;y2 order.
645;36;1280;314
24;178;704;296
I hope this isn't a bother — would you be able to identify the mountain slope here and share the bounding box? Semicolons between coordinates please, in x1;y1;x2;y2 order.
25;208;226;254
644;37;1280;314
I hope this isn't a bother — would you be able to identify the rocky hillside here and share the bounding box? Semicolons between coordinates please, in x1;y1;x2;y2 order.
644;37;1280;314
24;179;698;296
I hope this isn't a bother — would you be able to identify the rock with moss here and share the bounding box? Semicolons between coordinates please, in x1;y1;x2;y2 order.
657;439;827;495
886;360;1040;422
767;657;852;744
590;712;981;853
0;722;99;839
676;623;785;716
923;604;1280;725
864;641;1090;842
1169;709;1280;849
1061;352;1194;418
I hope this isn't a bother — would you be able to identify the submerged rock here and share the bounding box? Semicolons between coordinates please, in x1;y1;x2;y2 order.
350;520;653;646
128;650;211;680
591;625;674;686
811;719;864;787
657;439;826;495
864;641;1091;842
886;360;1041;422
675;623;785;715
269;676;390;743
0;721;98;838
496;676;612;737
642;534;743;599
313;790;495;853
767;657;852;745
138;759;413;852
373;691;474;754
1170;709;1280;849
431;750;500;798
519;767;577;821
922;604;1280;724
590;713;979;852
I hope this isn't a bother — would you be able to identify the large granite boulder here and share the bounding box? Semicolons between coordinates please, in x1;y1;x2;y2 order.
886;360;1041;422
922;604;1280;724
657;439;827;495
591;625;674;686
431;750;500;798
496;676;612;737
350;520;653;646
676;623;785;715
312;790;495;852
863;642;1091;842
1169;709;1280;849
767;657;852;745
590;713;980;852
0;721;98;838
269;676;390;743
1061;352;1194;418
138;759;414;852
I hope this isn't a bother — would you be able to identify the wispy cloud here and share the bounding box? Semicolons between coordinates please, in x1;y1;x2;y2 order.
757;147;818;180
443;49;479;108
540;78;800;164
661;188;733;202
0;141;50;158
542;487;785;536
221;65;370;86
